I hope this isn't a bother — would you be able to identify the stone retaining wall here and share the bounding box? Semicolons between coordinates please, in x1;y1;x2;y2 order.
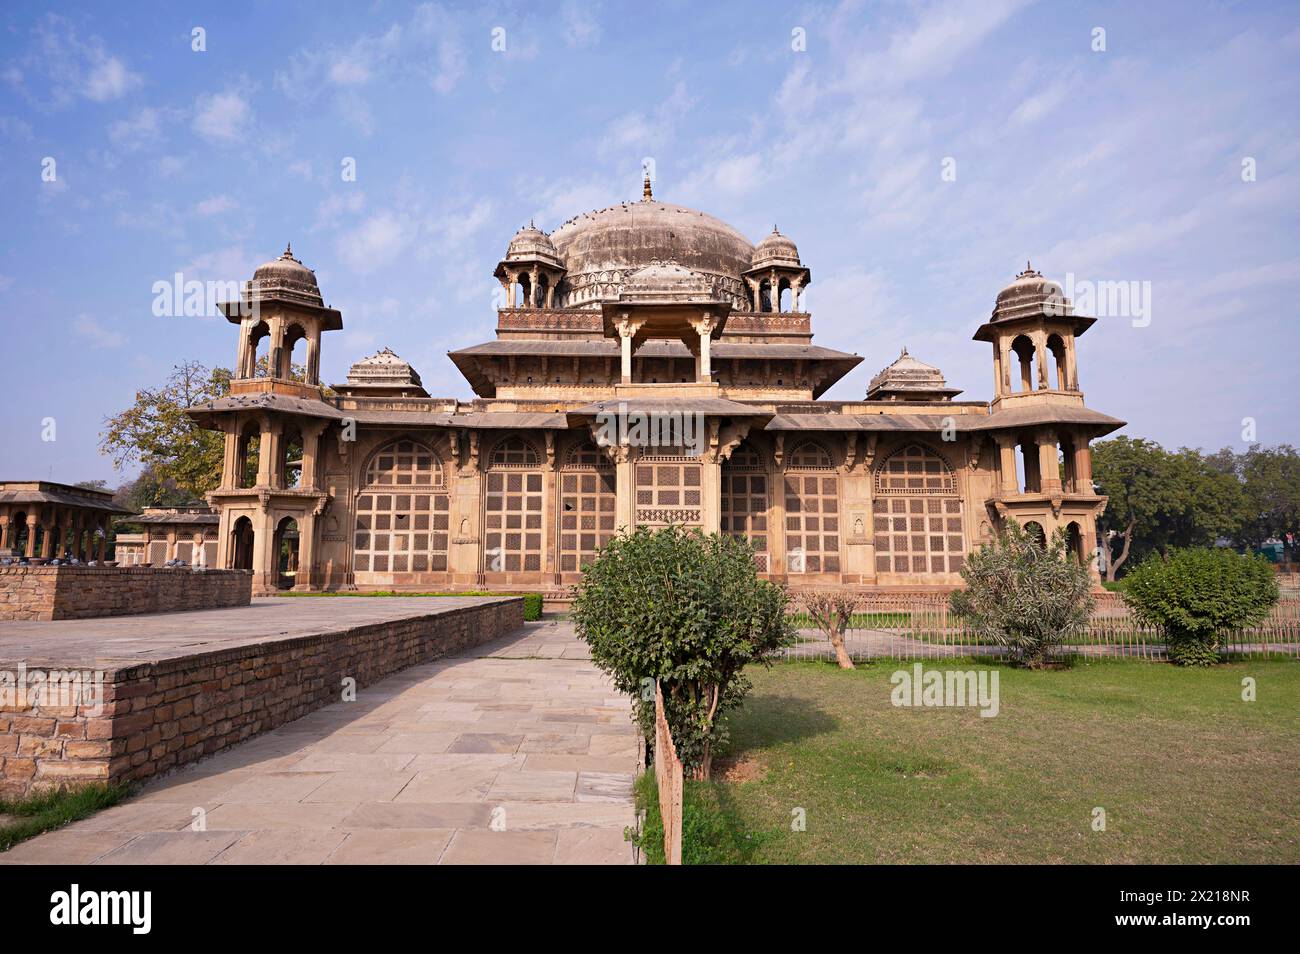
0;566;252;620
0;597;523;797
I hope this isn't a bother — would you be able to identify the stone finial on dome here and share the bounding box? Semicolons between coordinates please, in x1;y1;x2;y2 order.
642;171;653;202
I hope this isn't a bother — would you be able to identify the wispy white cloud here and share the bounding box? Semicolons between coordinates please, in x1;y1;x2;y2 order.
73;314;124;348
192;86;253;143
6;14;142;109
195;195;236;216
336;211;416;272
274;3;466;132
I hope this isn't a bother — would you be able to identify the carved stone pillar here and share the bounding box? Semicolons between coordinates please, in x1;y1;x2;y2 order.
994;434;1019;495
26;514;40;558
1038;428;1061;493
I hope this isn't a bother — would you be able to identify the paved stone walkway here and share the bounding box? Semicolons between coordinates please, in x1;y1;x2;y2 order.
0;619;641;865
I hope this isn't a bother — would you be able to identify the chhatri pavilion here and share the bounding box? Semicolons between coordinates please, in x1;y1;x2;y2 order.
187;176;1123;596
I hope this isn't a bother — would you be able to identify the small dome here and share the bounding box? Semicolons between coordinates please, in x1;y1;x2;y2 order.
866;347;961;401
249;243;324;307
992;263;1069;322
618;260;715;303
750;227;801;269
342;347;426;394
502;222;562;268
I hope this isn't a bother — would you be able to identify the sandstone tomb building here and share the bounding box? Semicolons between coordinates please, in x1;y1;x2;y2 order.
188;179;1123;596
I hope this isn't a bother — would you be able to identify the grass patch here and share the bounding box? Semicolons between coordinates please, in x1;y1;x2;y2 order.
682;657;1300;863
277;589;544;620
632;771;778;865
0;782;132;853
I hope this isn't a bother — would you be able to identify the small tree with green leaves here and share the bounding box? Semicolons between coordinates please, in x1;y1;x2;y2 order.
802;590;858;669
1121;548;1279;666
570;525;794;779
950;519;1096;667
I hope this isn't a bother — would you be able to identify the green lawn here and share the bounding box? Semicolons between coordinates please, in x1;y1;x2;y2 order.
0;783;131;852
661;658;1300;864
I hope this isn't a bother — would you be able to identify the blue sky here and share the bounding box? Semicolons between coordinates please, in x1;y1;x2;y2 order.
2;0;1298;486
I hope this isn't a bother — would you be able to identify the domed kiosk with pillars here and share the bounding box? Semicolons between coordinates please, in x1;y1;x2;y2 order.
187;182;1122;596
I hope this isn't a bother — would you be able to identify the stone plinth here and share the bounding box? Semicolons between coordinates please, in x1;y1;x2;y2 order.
0;596;524;797
0;566;252;621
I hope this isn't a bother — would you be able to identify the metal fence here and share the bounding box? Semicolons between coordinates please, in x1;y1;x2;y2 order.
786;592;1300;662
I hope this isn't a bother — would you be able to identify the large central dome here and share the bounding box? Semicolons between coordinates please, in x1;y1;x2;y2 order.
550;199;754;309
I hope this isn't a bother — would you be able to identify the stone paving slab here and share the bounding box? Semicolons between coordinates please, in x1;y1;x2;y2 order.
0;619;640;865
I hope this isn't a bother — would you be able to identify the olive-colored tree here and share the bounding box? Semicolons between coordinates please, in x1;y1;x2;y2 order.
802;590;858;669
950;519;1095;667
570;525;794;779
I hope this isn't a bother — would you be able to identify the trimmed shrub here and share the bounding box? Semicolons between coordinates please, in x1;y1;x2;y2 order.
521;592;543;621
950;519;1095;667
1121;548;1279;665
570;525;794;778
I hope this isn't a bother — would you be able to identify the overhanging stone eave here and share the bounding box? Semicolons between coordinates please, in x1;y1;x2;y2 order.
972;312;1097;342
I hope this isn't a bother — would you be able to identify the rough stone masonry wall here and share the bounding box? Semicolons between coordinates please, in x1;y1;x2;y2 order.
0;566;252;620
0;598;523;797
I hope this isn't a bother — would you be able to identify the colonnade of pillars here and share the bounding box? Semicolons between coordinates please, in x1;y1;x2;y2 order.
744;269;805;313
615;316;718;384
498;264;560;309
0;506;113;561
234;314;322;384
994;330;1079;397
994;428;1094;497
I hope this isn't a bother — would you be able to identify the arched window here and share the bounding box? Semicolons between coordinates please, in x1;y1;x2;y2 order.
485;436;544;574
1065;521;1085;563
284;322;308;381
237;421;260;488
489;436;540;468
873;443;965;575
723;444;769;571
366;440;444;486
784;441;839;573
558;441;615;575
1046;333;1067;390
1011;334;1036;392
230;516;254;571
354;439;449;578
275;516;299;589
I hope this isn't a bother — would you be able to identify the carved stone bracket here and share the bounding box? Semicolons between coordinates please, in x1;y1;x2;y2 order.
712;419;753;464
861;433;878;471
467;431;481;474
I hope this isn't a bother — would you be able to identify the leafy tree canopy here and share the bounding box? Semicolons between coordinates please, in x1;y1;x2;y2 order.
570;526;794;779
99;361;230;500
